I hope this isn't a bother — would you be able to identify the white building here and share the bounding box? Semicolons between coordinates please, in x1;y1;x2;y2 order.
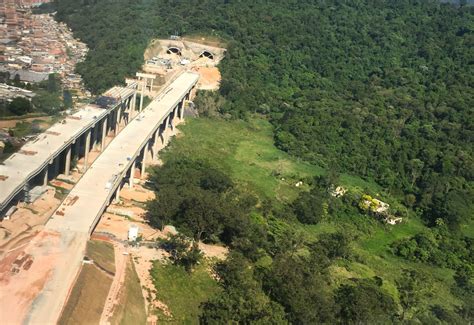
128;224;139;241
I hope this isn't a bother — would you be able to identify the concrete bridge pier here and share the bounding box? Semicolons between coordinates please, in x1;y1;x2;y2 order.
175;105;181;123
169;111;175;132
129;160;136;189
131;91;137;118
83;130;91;171
136;72;157;112
101;118;108;152
139;82;145;112
91;124;99;151
114;182;122;203
115;106;122;135
64;145;72;176
141;142;150;179
179;99;185;120
152;128;161;159
121;101;127;125
162;116;170;144
42;167;48;186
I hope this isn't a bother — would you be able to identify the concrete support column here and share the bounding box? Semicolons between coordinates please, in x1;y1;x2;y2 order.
91;125;98;150
162;117;169;144
114;184;121;203
121;104;124;123
101;118;108;151
153;129;160;157
109;110;115;136
139;80;145;112
125;98;131;124
131;91;137;118
43;167;48;186
115;107;121;135
169;111;175;131
84;130;91;171
179;99;185;120
129;160;136;189
141;142;150;179
64;146;72;176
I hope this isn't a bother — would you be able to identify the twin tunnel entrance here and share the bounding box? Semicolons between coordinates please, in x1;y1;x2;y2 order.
166;47;214;60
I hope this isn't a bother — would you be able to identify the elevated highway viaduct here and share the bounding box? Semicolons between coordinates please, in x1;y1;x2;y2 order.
16;72;199;324
0;82;140;218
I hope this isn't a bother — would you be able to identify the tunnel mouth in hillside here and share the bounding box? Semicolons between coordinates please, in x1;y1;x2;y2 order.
199;50;214;60
166;47;182;56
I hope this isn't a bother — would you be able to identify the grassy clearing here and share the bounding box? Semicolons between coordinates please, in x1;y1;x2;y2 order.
58;264;113;325
150;262;220;323
110;258;147;325
164;118;377;204
86;240;115;274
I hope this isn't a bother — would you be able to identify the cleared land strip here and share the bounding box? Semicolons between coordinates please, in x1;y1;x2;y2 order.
0;72;199;324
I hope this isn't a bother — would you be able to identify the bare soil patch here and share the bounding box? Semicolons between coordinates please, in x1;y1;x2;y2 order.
192;66;221;90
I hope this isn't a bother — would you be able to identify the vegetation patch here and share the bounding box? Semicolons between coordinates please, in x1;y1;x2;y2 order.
86;240;115;275
150;262;220;323
58;264;112;325
150;117;469;322
161;118;377;203
109;258;146;325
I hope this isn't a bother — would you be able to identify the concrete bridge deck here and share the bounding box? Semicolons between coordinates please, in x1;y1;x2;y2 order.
47;72;198;234
17;72;198;323
0;86;136;215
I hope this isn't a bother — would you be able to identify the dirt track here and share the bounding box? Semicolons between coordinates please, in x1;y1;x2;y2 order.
100;242;127;324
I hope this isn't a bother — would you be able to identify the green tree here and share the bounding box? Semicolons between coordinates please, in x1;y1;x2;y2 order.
200;253;287;324
292;189;326;224
47;74;60;93
335;278;397;324
265;252;335;324
396;269;432;320
8;97;32;116
160;234;203;272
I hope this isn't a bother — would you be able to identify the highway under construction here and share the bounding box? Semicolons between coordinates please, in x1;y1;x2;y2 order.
0;71;199;324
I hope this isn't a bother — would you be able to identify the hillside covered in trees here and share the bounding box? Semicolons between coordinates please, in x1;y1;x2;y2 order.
54;0;473;323
55;0;472;230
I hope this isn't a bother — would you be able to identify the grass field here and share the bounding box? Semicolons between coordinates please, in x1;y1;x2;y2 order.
58;264;113;325
150;262;220;323
110;258;147;325
158;117;463;314
86;240;115;274
59;240;116;325
163;118;379;204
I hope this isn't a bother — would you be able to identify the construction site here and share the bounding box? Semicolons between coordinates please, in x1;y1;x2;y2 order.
0;37;226;324
142;38;225;92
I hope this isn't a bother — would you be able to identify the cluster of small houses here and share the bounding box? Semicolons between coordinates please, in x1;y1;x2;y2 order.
1;2;89;98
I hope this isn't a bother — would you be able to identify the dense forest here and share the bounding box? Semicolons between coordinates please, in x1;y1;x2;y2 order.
54;0;473;230
54;0;473;323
